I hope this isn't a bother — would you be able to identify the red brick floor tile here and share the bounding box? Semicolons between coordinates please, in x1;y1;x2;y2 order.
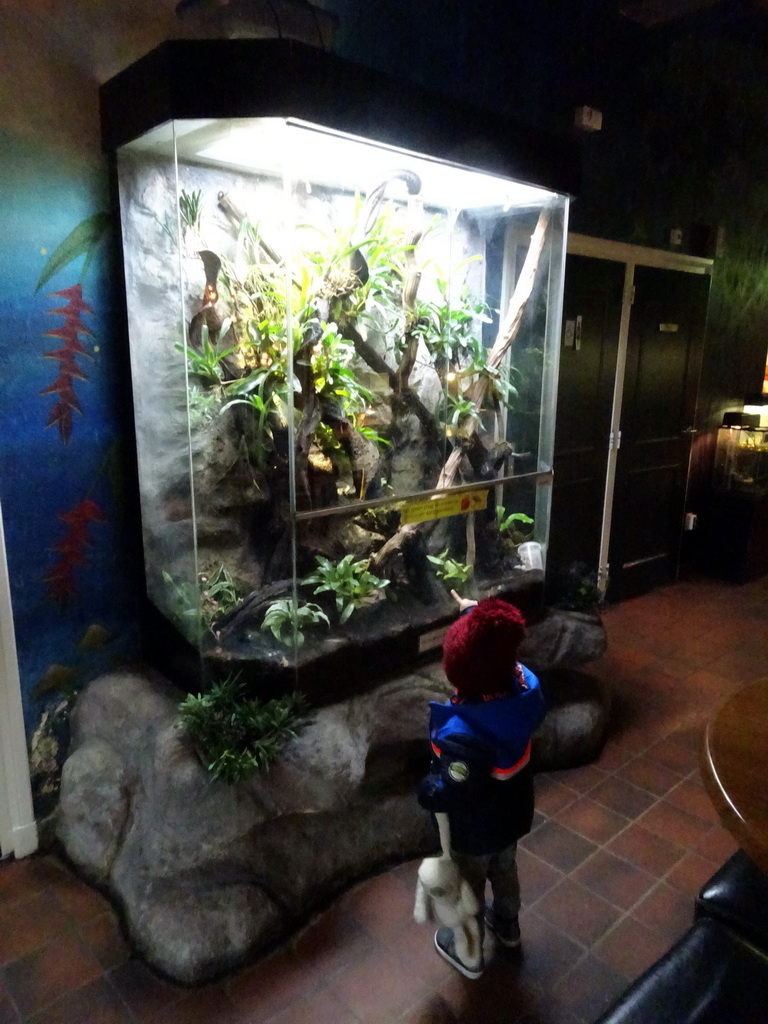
0;857;62;904
665;852;721;897
142;984;250;1024
290;899;378;984
107;957;183;1021
391;858;421;890
0;890;75;966
642;733;700;776
631;882;694;947
552;953;630;1023
533;879;622;947
515;910;584;991
399;990;458;1024
588;777;656;819
606;823;686;877
330;943;431;1023
0;977;19;1024
389;918;459;989
436;963;539;1024
548;764;608;795
553;797;630;845
75;911;132;972
693;825;739;865
49;871;113;925
615;755;683;797
516;849;563;906
572;851;657;911
339;872;415;943
24;977;134;1024
636;800;713;849
533;776;579;817
593;917;672;981
2;931;103;1018
225;945;323;1021
604;644;657;674
711;647;768;682
594;739;644;772
665;778;721;825
519;822;598;873
261;983;363;1024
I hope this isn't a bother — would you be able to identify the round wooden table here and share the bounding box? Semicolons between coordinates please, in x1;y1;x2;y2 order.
701;678;768;874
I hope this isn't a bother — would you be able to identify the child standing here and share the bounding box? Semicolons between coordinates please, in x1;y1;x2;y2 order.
418;593;546;978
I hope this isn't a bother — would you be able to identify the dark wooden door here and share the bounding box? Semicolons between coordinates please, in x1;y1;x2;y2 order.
548;255;623;597
608;266;710;599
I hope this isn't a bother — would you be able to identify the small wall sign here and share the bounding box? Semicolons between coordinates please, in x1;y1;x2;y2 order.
400;488;488;526
659;323;679;332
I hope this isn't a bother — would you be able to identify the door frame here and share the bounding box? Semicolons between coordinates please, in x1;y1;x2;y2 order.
0;499;38;859
566;234;713;592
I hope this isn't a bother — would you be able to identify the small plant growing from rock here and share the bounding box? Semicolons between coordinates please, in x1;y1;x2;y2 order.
496;506;534;548
301;553;390;623
427;549;472;594
261;598;330;646
200;564;243;626
178;676;310;783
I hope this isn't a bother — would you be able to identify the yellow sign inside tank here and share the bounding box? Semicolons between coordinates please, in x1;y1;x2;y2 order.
400;489;488;525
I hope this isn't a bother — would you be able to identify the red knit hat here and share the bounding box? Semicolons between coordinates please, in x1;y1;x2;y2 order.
442;598;526;699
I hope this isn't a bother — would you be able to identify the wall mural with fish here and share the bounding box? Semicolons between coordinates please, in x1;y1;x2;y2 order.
0;130;142;817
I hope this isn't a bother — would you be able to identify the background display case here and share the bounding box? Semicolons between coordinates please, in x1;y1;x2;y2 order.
714;424;768;494
706;424;768;582
103;41;572;697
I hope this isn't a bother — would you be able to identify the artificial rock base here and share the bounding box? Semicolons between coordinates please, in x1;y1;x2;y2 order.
56;668;442;983
55;612;608;984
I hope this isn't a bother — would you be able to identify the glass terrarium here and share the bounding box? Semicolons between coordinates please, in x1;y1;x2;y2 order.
714;425;768;495
106;43;571;697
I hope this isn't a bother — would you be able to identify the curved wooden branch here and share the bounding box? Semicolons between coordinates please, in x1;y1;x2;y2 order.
435;207;550;491
371;208;551;572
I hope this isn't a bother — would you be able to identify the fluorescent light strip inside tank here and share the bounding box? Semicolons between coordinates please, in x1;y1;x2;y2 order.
176;117;554;211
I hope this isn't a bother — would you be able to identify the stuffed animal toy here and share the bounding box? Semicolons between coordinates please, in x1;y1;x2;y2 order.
413;812;482;970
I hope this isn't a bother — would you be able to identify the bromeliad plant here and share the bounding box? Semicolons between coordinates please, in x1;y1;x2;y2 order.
496;506;534;547
178;675;310;783
261;598;330;647
179;321;236;387
200;564;243;628
427;549;472;594
161;564;244;643
301;553;390;623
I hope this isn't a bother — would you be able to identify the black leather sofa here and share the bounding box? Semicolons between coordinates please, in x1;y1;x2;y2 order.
593;917;768;1023
695;850;768;954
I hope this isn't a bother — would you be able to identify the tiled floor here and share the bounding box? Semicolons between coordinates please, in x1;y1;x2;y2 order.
2;574;766;1024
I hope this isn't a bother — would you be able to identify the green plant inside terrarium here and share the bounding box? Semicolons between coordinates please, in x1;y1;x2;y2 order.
301;553;391;623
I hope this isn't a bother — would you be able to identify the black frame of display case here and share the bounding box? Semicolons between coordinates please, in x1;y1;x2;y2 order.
100;38;579;196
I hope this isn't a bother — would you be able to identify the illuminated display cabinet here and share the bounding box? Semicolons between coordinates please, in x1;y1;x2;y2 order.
101;40;574;697
707;421;768;582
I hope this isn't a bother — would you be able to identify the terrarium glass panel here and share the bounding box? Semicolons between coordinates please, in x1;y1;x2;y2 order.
115;116;568;691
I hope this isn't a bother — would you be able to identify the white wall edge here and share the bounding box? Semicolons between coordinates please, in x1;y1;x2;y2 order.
568;233;714;275
0;498;38;860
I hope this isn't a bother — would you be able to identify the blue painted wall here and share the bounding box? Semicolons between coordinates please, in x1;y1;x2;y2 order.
0;129;141;813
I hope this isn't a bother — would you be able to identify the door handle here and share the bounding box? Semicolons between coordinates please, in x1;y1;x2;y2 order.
681;426;698;436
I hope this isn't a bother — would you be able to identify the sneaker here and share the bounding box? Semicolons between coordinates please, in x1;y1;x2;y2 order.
484;910;521;949
434;927;484;979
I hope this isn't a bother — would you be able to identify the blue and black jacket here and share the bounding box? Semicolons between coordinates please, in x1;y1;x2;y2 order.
418;664;546;856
